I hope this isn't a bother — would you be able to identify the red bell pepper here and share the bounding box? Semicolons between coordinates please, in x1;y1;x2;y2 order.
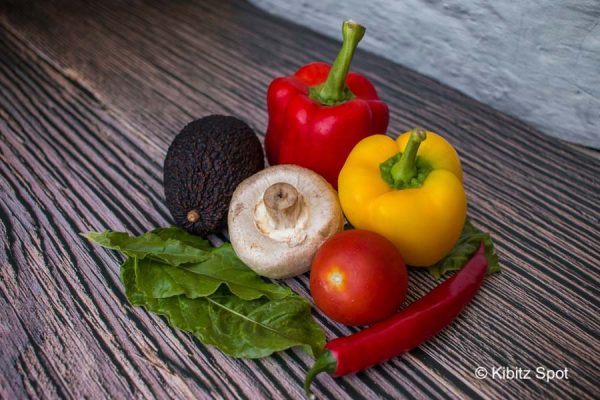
265;20;389;188
304;243;488;398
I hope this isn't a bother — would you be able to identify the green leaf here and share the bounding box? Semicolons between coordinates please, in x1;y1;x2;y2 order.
82;227;212;265
120;257;146;305
84;227;292;300
183;244;293;300
122;258;325;358
162;292;324;359
132;245;292;301
428;219;500;279
87;226;326;359
150;226;213;250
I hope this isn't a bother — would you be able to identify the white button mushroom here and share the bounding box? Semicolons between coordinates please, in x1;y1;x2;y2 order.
228;165;345;279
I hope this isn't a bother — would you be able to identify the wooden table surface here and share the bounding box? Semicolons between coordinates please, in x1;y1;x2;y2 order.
1;0;598;399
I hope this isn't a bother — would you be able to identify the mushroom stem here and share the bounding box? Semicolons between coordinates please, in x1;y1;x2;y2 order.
263;183;304;229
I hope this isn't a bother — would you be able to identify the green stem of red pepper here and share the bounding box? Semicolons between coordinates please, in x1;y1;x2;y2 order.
310;20;366;105
390;127;427;185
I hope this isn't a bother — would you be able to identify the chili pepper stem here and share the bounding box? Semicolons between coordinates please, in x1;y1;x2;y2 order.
304;350;337;399
313;20;365;105
391;128;427;185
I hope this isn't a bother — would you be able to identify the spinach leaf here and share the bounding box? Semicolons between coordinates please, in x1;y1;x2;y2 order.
428;219;500;278
82;228;212;265
122;258;325;358
83;228;291;300
132;245;292;300
151;226;213;250
85;227;326;359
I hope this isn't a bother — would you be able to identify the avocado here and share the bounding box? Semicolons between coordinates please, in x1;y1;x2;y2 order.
163;115;264;236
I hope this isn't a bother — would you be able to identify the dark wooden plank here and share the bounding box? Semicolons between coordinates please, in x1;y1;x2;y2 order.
1;0;599;399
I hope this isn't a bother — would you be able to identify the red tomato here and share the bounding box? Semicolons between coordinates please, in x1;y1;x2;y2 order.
310;230;408;326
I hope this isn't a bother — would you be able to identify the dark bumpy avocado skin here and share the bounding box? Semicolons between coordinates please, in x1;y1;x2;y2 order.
163;115;264;236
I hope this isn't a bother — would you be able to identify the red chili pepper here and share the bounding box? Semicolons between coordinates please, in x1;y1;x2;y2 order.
265;20;389;189
304;243;488;398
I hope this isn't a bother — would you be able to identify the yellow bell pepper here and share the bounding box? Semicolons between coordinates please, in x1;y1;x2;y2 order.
338;128;466;266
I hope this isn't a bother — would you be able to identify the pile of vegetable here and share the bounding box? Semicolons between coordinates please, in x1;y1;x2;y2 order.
83;19;499;398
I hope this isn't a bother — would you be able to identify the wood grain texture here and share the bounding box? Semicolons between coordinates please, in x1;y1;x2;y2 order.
0;0;599;399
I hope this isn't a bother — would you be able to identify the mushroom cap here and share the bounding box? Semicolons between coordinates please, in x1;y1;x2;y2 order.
228;165;344;279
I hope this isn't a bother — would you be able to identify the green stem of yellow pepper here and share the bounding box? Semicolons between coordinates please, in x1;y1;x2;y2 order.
390;127;427;185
